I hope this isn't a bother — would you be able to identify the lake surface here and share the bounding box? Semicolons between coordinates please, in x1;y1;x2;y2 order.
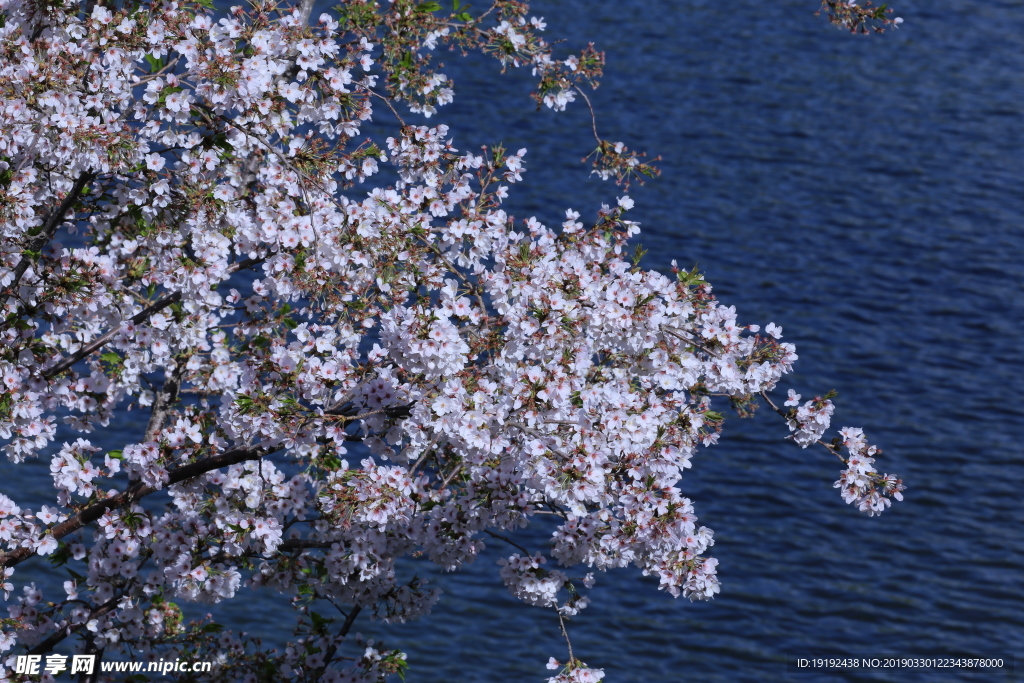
11;0;1024;680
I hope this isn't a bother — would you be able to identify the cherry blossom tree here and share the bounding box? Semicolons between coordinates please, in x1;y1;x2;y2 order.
0;0;904;680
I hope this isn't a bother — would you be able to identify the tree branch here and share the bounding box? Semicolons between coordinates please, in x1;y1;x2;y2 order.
42;292;181;379
27;592;122;656
296;0;315;25
312;605;362;680
41;257;264;380
10;172;95;291
507;421;572;461
557;611;575;664
339;604;361;638
77;638;103;683
280;539;336;551
2;443;279;570
661;326;720;358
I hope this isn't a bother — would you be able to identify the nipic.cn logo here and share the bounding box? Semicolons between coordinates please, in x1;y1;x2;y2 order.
12;654;214;676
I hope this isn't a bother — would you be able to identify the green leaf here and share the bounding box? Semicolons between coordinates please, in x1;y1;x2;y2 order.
201;623;224;633
455;11;472;21
415;1;442;12
631;243;647;266
144;54;164;73
48;542;71;567
205;132;233;152
156;85;183;105
319;453;342;470
310;611;331;631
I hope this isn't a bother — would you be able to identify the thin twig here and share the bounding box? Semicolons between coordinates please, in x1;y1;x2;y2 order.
439;462;463;490
557;611;575;663
661;326;720;358
573;85;601;146
408;431;445;477
483;529;532;556
365;87;408;128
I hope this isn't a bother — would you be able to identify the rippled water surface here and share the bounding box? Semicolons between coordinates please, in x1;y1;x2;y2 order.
12;0;1024;680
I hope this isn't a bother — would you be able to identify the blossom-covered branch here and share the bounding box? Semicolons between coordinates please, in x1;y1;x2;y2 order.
0;0;903;680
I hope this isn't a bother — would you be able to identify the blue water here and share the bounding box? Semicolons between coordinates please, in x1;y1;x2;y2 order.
9;0;1024;680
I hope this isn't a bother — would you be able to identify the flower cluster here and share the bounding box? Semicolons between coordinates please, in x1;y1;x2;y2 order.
784;390;836;447
818;0;904;33
498;553;569;608
546;657;605;683
0;0;903;680
834;427;905;516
